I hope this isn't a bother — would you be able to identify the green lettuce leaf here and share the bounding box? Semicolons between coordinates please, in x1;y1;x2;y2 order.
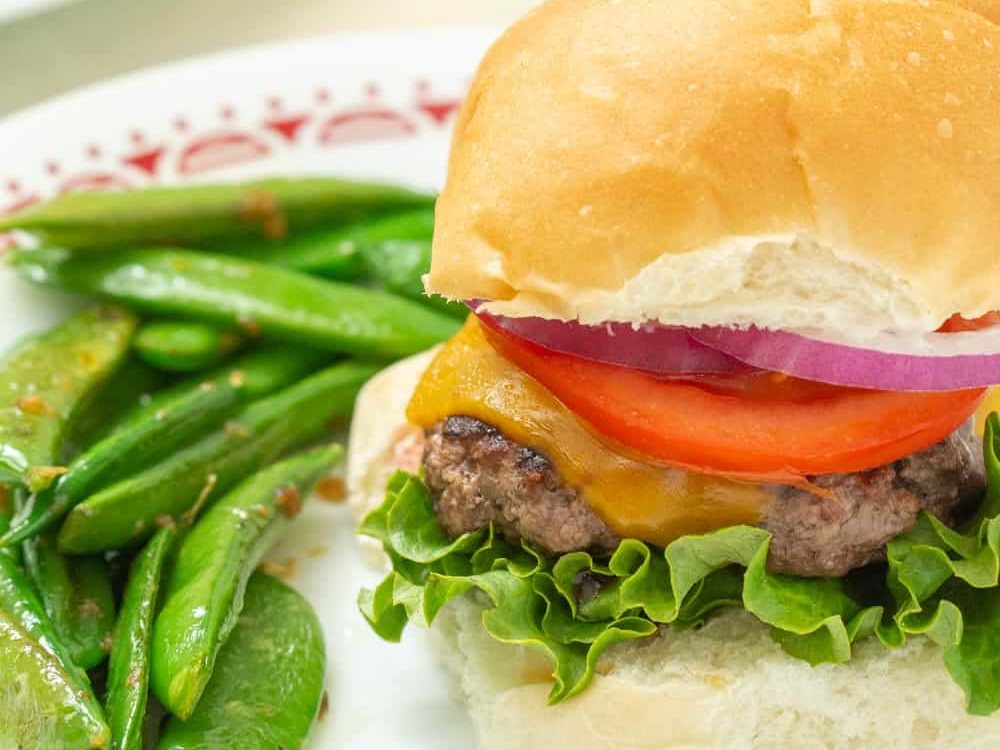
359;415;1000;713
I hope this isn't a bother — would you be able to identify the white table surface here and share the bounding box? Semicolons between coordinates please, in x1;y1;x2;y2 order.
0;0;540;116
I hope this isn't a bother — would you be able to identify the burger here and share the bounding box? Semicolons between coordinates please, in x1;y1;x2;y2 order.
350;0;1000;746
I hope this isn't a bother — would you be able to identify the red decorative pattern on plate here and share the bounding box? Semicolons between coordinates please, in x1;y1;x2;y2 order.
177;131;272;176
0;80;464;225
59;172;133;194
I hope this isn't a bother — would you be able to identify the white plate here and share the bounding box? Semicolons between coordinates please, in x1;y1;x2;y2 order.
0;30;501;749
0;0;75;24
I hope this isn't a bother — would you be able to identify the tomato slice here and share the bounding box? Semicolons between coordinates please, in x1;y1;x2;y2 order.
480;318;986;478
939;311;1000;333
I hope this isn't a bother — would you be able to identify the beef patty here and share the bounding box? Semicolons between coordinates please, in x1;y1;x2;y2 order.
423;416;985;577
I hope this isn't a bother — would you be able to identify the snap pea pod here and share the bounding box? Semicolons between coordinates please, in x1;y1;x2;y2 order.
12;247;460;360
338;209;465;318
0;546;108;747
0;549;96;687
139;208;456;315
152;444;338;718
0;606;110;749
134;320;243;373
0;485;16;560
106;527;176;750
23;534;117;670
0;177;435;249
156;573;325;750
58;360;378;554
67;359;165;452
1;369;244;548
212;205;435;277
119;346;329;429
0;487;24;566
0;304;138;492
361;237;468;319
5;348;328;547
208;226;365;278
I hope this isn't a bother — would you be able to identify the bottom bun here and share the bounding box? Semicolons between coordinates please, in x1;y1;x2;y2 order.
347;348;1000;749
432;596;999;750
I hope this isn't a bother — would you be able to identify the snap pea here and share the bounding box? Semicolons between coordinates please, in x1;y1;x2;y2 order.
151;444;338;718
0;486;10;519
201;208;464;315
0;544;108;747
134;320;243;373
0;303;138;492
1;368;245;548
67;359;165;452
23;533;117;670
106;527;176;750
0;606;110;749
0;486;24;565
361;237;468;319
0;485;15;558
212;205;434;277
0;548;94;687
5;348;328;547
341;209;465;318
121;346;329;428
58;360;378;554
0;177;435;249
156;573;325;750
12;247;460;360
209;226;366;278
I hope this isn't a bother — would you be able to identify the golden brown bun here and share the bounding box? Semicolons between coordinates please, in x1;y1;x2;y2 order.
428;0;1000;341
347;353;1000;749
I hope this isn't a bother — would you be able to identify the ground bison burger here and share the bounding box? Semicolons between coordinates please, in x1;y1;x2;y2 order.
351;0;1000;746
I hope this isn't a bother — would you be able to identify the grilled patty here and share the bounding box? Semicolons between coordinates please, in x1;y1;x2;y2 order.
423;416;985;577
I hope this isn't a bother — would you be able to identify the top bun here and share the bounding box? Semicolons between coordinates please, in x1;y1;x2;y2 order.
427;0;999;341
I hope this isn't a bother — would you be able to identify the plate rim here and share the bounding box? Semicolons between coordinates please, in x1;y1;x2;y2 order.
0;0;75;25
0;27;500;128
0;26;499;227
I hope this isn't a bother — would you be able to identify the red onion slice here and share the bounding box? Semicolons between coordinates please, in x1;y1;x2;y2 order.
691;326;1000;392
471;299;1000;391
470;304;755;376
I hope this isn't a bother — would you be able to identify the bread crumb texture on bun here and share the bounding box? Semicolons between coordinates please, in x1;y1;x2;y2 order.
428;0;999;341
434;597;1000;750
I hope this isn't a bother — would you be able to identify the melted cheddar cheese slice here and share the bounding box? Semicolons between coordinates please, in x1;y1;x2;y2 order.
407;318;769;547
